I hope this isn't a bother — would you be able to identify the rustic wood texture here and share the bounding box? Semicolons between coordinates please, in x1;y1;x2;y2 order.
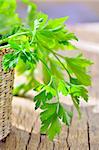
0;97;99;150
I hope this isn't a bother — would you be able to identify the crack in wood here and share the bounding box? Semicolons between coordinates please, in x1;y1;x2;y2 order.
85;107;91;150
87;121;91;150
25;116;39;150
25;125;34;150
37;134;42;150
66;127;71;150
53;141;55;150
66;107;74;150
65;106;73;150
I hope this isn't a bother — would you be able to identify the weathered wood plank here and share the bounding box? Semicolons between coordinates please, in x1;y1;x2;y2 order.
53;125;68;150
0;127;29;150
68;107;89;150
86;107;99;150
53;105;72;150
0;97;99;150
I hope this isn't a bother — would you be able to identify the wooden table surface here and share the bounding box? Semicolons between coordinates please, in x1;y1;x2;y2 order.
0;96;99;150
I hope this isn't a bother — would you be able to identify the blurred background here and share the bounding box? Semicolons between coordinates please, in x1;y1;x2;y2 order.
17;0;99;24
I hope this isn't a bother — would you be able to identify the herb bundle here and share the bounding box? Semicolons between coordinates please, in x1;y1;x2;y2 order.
0;0;92;140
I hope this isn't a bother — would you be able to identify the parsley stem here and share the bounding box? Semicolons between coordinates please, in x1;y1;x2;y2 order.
0;44;10;50
52;53;71;79
36;45;60;103
38;57;52;76
0;31;29;44
36;38;71;78
52;77;60;103
38;57;60;103
36;38;71;79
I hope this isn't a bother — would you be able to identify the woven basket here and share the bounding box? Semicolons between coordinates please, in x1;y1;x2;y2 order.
0;48;14;141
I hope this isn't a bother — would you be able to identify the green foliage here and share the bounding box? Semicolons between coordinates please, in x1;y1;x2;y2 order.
0;0;20;34
0;0;93;140
34;83;56;110
40;102;72;140
65;54;93;86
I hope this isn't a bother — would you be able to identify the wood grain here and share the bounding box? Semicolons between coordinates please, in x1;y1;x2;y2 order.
0;97;99;150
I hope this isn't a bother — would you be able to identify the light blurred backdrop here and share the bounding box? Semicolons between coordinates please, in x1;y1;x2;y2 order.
17;0;99;24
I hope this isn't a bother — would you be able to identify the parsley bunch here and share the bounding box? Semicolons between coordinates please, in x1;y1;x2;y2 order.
0;0;93;140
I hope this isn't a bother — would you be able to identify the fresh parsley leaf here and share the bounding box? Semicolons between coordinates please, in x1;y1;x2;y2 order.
3;51;19;70
58;104;72;126
65;55;93;86
40;102;72;140
45;17;68;30
70;85;88;102
58;80;69;96
34;83;56;109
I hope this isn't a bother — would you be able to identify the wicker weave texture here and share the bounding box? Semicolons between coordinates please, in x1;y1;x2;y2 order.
0;49;14;140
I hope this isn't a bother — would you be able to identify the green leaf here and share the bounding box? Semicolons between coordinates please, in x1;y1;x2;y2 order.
65;55;92;86
0;0;20;34
40;103;57;122
70;85;88;102
72;96;81;118
40;103;61;140
47;117;61;140
58;104;72;125
37;32;56;49
59;41;77;50
58;80;69;96
42;62;51;84
3;51;19;70
34;90;46;109
26;1;37;27
37;12;48;29
49;58;64;80
34;82;56;109
40;102;72;140
46;17;68;29
45;86;56;97
70;77;81;85
65;32;78;41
